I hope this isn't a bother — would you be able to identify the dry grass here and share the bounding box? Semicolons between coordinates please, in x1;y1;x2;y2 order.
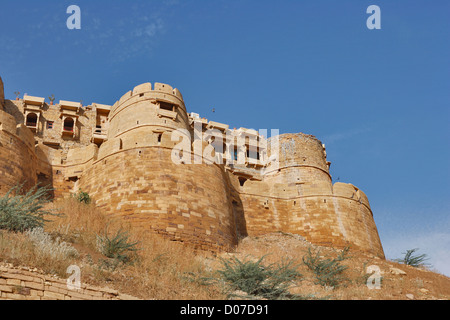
1;198;449;300
0;229;77;277
226;232;450;300
43;197;224;300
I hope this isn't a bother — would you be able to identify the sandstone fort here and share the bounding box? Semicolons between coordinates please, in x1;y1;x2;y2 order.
0;76;384;258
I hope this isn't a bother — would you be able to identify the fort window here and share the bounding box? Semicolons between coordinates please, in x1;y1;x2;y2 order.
157;133;163;144
26;113;38;128
63;118;74;132
160;102;174;112
238;177;247;187
246;147;260;160
211;137;226;155
47;121;54;129
61;116;77;138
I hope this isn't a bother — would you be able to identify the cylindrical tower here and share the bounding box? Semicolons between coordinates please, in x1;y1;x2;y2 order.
108;82;190;141
241;132;384;257
78;82;238;251
264;133;332;194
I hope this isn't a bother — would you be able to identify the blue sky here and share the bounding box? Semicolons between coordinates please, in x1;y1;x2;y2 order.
1;0;449;276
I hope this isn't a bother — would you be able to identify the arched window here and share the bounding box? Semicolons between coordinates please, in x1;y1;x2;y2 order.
63;117;74;132
26;113;38;127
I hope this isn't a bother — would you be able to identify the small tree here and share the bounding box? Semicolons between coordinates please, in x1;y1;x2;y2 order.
14;91;20;100
395;248;431;268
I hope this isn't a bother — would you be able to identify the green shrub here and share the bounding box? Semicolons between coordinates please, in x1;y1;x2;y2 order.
394;248;431;268
74;189;91;204
0;184;56;232
96;227;139;265
213;255;303;300
302;246;350;288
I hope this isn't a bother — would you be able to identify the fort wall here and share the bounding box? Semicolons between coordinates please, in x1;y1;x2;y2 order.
0;110;37;194
239;181;383;257
77;147;239;251
72;86;240;251
0;78;385;257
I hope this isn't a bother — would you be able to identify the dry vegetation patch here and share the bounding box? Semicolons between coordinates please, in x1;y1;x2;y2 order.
1;196;449;300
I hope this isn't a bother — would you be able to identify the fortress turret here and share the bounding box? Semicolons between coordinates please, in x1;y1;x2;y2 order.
76;82;239;251
108;82;190;142
96;82;192;159
264;133;332;195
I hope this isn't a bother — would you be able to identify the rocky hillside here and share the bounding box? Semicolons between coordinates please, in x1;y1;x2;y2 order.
0;196;448;301
1;230;449;300
217;232;450;300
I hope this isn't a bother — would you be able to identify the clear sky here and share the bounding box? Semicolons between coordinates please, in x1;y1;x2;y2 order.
1;1;449;276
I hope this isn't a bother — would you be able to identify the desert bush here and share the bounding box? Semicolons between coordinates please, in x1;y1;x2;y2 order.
0;184;56;232
73;189;91;204
394;248;431;268
96;227;139;265
26;227;79;260
302;246;350;288
212;255;302;300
